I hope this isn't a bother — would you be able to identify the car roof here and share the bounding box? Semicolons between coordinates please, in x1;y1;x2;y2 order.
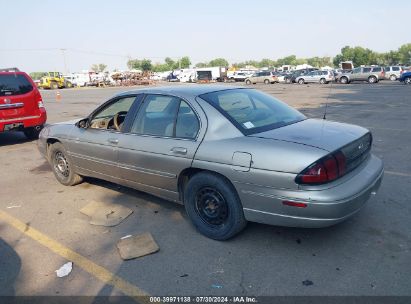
116;85;245;99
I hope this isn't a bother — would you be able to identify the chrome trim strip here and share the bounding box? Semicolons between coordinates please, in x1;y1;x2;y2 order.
0;115;40;122
0;103;24;109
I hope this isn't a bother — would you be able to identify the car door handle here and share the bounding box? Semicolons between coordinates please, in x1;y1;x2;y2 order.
170;147;187;155
107;138;119;144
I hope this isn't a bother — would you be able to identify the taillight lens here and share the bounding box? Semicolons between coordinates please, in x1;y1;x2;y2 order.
296;151;347;185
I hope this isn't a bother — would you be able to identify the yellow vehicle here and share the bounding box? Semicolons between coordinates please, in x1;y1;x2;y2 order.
38;72;73;89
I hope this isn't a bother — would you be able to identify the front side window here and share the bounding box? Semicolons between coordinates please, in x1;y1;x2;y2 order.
199;89;305;135
352;68;361;74
90;96;136;130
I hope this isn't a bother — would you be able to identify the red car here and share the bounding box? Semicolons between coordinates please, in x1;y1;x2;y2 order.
0;68;47;139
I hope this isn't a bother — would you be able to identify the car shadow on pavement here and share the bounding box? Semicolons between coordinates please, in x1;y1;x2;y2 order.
0;132;32;147
0;235;21;296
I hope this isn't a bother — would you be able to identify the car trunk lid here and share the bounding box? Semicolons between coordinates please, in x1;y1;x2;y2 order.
249;119;368;152
250;118;372;177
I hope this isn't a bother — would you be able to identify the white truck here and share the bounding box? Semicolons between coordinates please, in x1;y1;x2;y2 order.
196;66;228;82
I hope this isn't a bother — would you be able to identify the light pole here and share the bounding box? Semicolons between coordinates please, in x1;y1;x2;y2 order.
60;48;68;74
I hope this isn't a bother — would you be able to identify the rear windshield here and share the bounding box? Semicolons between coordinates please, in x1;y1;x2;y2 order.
199;89;306;135
0;74;33;96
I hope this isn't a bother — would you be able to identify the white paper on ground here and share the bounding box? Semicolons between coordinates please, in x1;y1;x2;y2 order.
55;262;73;277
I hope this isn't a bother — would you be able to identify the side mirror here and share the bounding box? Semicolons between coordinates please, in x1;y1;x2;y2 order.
77;118;89;128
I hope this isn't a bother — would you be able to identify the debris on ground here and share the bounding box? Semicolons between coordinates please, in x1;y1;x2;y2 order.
180;274;188;278
55;262;73;277
211;284;223;289
6;205;21;209
116;232;159;260
302;280;314;286
296;238;301;244
80;201;133;227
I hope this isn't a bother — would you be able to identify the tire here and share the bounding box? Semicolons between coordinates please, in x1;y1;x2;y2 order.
23;126;42;140
319;78;326;84
368;76;377;84
298;78;305;84
65;81;73;88
285;78;291;84
48;142;83;186
245;79;251;85
405;77;411;85
50;82;58;90
389;75;397;81
184;172;247;240
340;76;348;84
264;79;270;84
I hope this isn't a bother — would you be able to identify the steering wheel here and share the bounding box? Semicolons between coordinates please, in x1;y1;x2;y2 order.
113;111;128;131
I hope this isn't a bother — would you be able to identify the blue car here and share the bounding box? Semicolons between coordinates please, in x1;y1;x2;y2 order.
399;71;411;84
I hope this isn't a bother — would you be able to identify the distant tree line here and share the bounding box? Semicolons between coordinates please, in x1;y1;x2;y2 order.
333;44;411;67
127;56;191;72
123;43;411;72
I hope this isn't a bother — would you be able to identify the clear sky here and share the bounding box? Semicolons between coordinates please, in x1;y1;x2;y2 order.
1;0;410;73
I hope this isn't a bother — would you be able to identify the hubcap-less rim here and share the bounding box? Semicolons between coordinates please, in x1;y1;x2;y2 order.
195;187;228;226
54;151;70;178
405;78;411;84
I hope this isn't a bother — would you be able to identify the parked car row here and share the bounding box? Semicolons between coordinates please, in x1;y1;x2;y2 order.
244;65;411;86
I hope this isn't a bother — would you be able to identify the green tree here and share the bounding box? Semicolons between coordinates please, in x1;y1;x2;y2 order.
127;59;142;70
179;56;191;69
195;62;208;68
208;58;229;67
333;46;376;67
259;58;275;68
98;64;107;72
29;72;46;80
397;43;411;65
165;57;175;68
140;59;152;71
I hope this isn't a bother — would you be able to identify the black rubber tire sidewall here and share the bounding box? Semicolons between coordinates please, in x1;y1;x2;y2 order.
184;172;247;240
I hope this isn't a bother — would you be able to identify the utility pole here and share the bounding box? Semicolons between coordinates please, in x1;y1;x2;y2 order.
60;48;68;74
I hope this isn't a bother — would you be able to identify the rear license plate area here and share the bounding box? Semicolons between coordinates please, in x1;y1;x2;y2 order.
4;122;24;131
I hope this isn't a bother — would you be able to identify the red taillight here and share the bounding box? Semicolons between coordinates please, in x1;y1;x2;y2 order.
296;151;347;185
282;200;307;208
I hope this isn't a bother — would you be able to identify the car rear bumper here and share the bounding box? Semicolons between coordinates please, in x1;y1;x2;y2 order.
0;109;47;132
239;154;384;228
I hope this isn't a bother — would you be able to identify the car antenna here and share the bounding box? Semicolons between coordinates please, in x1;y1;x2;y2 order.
323;71;333;120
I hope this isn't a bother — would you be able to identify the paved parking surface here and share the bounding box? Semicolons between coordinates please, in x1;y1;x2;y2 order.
0;82;410;297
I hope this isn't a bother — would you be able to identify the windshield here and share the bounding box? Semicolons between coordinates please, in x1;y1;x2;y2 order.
199;88;306;135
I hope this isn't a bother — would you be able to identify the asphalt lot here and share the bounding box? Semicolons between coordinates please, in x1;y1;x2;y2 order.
0;81;410;298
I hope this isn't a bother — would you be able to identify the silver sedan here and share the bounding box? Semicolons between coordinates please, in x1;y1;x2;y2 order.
38;86;384;240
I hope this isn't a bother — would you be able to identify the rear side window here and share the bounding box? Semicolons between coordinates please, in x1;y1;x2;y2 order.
363;68;372;73
372;67;382;72
175;101;199;139
0;74;33;96
392;67;400;71
131;95;180;136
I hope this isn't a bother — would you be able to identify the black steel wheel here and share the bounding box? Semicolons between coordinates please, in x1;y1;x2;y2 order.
184;172;247;240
